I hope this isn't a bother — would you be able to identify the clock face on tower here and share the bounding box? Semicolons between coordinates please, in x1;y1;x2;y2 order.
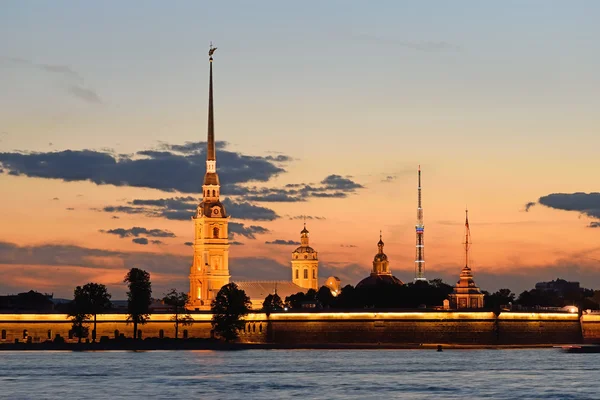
212;207;221;217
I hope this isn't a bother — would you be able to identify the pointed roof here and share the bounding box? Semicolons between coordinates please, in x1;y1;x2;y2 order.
207;44;216;162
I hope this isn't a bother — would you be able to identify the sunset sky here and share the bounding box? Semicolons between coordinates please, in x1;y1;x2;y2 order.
1;1;600;298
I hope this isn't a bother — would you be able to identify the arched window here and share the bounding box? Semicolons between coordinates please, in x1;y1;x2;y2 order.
197;284;202;300
304;269;308;279
212;189;216;197
252;324;256;333
295;269;299;279
213;227;219;238
1;330;6;340
22;329;28;339
159;329;164;339
259;324;262;333
114;329;119;339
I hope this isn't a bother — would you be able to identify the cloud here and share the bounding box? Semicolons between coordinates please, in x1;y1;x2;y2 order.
240;175;364;203
229;223;269;240
0;241;191;297
288;215;326;220
132;238;149;245
531;193;600;227
524;201;536;212
265;239;301;246
340;244;358;248
382;175;396;183
321;174;363;191
1;57;102;104
100;227;176;238
68;85;102;104
0;142;288;194
100;196;279;221
184;242;193;246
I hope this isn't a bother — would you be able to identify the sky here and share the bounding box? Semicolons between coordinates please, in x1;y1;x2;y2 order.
1;1;600;299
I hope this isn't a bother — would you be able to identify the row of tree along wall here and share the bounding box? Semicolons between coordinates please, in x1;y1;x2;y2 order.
2;311;599;345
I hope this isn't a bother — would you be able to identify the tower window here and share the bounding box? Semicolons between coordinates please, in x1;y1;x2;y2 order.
1;330;6;340
212;189;216;197
213;227;219;238
313;269;316;279
304;269;308;279
295;270;299;279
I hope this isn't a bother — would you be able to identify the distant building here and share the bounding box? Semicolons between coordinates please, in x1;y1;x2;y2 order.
356;233;403;288
449;210;484;309
0;291;55;312
535;279;580;296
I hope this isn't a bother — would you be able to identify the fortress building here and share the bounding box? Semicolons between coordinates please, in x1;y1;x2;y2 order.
356;233;403;288
188;47;324;310
449;209;484;309
189;45;230;310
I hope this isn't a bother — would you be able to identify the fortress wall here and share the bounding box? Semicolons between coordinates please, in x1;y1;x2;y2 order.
266;312;497;345
0;313;269;343
580;314;600;343
0;311;586;345
496;312;582;344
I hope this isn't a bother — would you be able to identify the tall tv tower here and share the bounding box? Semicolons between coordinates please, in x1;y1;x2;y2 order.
414;165;426;281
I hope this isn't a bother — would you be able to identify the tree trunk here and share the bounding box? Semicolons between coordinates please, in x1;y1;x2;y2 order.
133;319;138;339
93;314;97;342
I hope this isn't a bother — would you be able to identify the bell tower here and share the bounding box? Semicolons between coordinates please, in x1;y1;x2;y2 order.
189;44;230;310
291;223;319;290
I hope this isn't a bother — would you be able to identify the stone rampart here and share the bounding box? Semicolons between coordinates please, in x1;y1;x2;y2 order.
0;311;588;345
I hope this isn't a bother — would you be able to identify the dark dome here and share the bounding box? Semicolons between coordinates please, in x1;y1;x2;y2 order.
293;246;316;254
356;274;404;289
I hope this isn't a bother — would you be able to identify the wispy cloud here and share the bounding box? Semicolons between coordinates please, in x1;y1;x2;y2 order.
1;56;102;104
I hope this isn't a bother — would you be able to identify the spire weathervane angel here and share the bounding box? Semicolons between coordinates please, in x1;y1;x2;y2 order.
209;42;217;57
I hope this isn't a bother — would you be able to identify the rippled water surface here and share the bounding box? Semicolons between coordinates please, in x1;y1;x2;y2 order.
1;349;599;399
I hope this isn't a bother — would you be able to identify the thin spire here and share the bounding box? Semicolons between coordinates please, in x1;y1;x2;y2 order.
463;208;471;268
207;43;217;162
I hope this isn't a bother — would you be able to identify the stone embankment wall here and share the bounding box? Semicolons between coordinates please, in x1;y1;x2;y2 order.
580;314;600;343
0;311;591;345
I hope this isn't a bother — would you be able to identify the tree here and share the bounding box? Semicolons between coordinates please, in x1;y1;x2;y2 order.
211;283;251;342
485;289;515;312
70;313;89;343
68;283;110;343
163;289;194;339
124;268;152;339
316;286;335;308
262;293;284;312
72;283;112;342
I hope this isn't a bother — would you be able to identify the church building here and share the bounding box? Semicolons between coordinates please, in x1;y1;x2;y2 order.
188;47;318;310
356;234;404;288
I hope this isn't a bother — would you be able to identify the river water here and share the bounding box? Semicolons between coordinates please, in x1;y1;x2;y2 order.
0;349;598;399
